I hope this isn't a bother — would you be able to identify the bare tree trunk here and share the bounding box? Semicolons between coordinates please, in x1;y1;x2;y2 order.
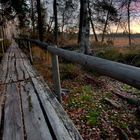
127;0;131;46
36;0;43;41
53;0;58;44
101;0;113;43
61;12;65;38
90;17;98;42
47;18;53;33
78;0;83;43
30;0;35;33
88;3;98;42
101;10;109;42
79;0;91;54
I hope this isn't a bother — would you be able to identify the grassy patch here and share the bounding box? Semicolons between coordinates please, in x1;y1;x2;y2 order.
86;110;100;126
81;95;92;102
82;85;93;94
96;45;140;66
60;63;79;80
96;48;121;61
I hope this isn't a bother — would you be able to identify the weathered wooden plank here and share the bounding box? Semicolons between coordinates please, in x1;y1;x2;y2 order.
20;81;53;140
16;60;24;81
2;51;9;63
23;59;36;77
14;45;24;59
2;47;12;84
0;85;5;126
19;46;83;140
0;44;83;140
15;59;29;81
20;60;30;80
14;45;30;80
36;77;83;140
5;57;17;83
5;45;30;83
0;51;10;84
15;46;37;79
14;47;21;59
31;77;72;140
3;83;24;140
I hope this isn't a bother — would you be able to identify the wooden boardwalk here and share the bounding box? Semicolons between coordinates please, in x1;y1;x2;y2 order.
0;43;83;140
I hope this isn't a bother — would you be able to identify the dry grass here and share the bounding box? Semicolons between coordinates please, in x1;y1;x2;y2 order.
113;37;140;47
91;37;140;47
31;46;53;85
32;45;51;65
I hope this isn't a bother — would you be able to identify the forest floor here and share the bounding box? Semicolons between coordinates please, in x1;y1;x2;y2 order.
30;37;140;140
33;59;140;140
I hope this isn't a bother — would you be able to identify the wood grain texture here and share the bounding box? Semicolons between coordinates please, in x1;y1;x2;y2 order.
3;83;24;140
0;43;83;140
20;81;52;140
35;77;83;140
32;78;72;140
0;85;5;127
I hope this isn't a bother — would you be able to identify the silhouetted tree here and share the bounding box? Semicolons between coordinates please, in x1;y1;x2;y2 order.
79;0;91;54
53;0;58;43
36;0;43;41
0;0;29;27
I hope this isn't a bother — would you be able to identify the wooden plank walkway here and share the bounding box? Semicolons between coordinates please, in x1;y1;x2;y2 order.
0;43;83;140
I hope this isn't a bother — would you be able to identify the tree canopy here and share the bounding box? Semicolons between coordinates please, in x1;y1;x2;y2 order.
0;0;29;27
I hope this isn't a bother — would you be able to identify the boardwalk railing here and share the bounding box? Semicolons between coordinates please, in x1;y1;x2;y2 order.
0;38;4;54
17;38;140;102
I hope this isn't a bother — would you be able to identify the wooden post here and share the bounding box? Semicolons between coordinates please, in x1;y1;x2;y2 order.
51;45;61;103
1;26;5;53
1;39;4;54
0;27;4;54
28;41;33;63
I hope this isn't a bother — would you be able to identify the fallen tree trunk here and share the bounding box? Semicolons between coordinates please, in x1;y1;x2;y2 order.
18;38;140;89
104;97;121;109
112;91;140;106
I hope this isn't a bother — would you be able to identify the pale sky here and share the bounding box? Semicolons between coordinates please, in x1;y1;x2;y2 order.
44;0;140;34
131;21;140;33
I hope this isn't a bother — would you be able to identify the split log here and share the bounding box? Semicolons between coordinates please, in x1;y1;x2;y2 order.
104;97;121;109
112;91;140;106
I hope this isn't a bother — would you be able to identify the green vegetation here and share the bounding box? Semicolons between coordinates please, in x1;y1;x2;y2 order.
86;110;100;125
60;63;79;80
82;85;93;94
97;48;120;61
120;123;129;129
67;86;93;109
80;86;93;102
96;45;140;67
